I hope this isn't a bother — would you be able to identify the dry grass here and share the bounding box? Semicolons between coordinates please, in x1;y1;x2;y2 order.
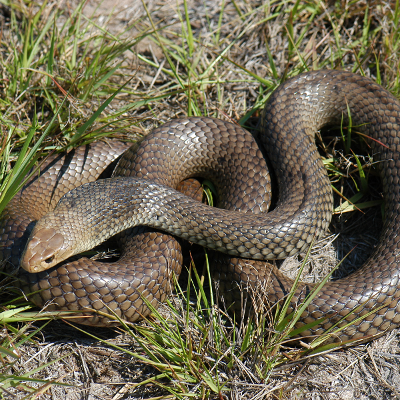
1;0;400;398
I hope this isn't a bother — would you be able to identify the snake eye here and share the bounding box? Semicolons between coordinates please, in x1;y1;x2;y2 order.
44;255;55;265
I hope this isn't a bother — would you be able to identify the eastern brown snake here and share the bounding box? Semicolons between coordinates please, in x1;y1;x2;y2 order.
1;70;400;342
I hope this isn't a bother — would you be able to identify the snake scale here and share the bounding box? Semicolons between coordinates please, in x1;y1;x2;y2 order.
1;70;400;342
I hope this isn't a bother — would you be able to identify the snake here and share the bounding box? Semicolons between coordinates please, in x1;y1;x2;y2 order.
1;70;400;342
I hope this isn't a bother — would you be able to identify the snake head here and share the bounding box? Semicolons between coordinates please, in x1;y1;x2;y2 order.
20;214;75;273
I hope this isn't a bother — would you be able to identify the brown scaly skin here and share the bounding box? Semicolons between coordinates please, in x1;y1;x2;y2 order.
1;119;272;326
2;70;400;342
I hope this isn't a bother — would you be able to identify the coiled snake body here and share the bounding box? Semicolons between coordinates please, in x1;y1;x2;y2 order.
1;70;400;342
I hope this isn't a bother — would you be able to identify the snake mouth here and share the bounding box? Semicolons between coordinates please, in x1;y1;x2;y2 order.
20;228;67;273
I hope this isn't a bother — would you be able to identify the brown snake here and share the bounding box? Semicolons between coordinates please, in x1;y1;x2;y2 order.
1;70;400;342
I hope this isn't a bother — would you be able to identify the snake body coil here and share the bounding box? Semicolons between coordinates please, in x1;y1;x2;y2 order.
1;70;400;341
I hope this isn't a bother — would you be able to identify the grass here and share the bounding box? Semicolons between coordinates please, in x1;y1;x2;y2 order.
0;0;400;398
61;247;366;399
